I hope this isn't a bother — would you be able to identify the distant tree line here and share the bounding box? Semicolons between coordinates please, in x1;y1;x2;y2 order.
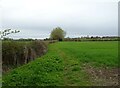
44;36;119;41
3;36;119;42
64;36;119;41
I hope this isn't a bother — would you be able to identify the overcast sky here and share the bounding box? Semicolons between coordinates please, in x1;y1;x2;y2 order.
0;0;119;39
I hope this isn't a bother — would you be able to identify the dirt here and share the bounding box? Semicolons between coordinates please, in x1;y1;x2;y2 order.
81;63;119;86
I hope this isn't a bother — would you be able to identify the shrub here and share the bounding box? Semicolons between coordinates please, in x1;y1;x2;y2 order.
2;40;48;73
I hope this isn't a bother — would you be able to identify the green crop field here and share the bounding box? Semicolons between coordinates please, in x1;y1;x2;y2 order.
2;41;118;86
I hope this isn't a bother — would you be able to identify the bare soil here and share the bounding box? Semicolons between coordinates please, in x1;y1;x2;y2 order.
81;63;119;86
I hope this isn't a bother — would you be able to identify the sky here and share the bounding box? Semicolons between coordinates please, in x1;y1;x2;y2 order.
0;0;119;39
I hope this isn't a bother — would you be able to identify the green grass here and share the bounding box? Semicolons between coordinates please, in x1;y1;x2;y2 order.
2;41;118;86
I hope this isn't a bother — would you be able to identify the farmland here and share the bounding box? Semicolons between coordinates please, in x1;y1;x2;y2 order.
2;41;118;86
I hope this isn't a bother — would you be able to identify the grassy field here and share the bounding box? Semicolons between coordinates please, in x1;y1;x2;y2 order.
2;41;118;86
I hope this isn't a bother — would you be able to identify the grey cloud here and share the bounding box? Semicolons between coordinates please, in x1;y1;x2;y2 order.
1;0;118;39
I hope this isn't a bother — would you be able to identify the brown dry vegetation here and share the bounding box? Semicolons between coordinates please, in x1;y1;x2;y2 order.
81;63;119;86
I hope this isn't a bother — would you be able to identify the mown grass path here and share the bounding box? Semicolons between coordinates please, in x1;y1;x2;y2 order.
54;43;92;86
3;41;118;86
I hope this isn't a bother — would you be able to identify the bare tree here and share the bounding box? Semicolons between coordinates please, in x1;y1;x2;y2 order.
0;29;20;39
